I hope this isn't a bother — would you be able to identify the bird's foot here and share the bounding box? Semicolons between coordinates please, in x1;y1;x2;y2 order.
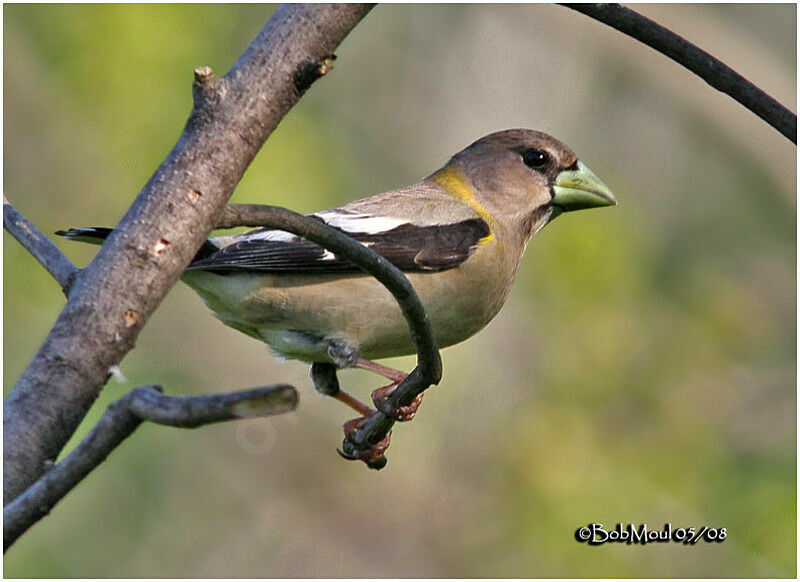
371;382;424;421
339;416;391;470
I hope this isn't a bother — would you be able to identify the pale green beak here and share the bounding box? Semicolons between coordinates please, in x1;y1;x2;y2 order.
552;161;617;212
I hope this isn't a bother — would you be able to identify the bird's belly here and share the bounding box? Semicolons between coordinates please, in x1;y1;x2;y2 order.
181;250;512;362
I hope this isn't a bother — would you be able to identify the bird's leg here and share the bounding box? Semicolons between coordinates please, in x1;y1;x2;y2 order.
354;358;408;383
327;339;422;423
310;362;374;417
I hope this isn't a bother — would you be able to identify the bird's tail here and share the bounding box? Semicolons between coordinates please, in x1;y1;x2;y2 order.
55;227;221;262
55;227;114;245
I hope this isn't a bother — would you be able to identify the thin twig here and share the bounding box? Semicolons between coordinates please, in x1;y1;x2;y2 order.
563;3;797;143
3;196;79;296
3;383;297;550
216;204;443;469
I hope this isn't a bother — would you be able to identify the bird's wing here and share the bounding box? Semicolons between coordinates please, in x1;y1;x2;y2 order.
187;186;490;274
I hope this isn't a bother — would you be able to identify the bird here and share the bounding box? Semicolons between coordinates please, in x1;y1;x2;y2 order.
57;129;616;447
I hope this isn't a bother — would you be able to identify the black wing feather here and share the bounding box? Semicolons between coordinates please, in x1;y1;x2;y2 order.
187;218;490;274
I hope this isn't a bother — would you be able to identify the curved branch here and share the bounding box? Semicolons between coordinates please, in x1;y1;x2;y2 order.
563;3;797;143
216;204;443;469
3;197;79;296
3;384;297;550
4;4;374;505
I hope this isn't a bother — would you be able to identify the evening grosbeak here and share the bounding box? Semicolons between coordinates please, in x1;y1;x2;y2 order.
57;129;616;421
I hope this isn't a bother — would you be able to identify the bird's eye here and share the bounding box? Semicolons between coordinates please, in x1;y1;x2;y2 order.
522;149;549;169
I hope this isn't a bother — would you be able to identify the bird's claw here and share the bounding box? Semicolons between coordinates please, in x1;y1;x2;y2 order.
340;417;391;470
371;383;424;421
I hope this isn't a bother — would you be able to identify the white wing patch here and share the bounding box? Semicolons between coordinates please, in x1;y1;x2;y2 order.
217;212;407;249
314;210;408;234
247;230;299;243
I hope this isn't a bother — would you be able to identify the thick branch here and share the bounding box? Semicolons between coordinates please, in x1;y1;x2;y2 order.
4;4;374;505
3;384;297;550
563;3;797;143
217;205;443;469
3;197;79;296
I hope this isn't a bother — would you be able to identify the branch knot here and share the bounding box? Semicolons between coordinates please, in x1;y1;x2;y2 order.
293;54;337;96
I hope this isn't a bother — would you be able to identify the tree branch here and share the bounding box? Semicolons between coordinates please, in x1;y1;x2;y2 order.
3;383;298;550
3;196;79;296
563;3;797;143
216;204;443;469
4;4;374;505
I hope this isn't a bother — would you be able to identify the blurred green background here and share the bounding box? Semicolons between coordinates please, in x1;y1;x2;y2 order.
4;4;795;577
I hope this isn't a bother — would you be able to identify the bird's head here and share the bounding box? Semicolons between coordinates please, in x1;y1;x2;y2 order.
437;129;617;243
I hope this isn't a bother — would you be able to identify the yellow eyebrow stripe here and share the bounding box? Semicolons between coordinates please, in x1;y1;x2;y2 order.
432;167;496;242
